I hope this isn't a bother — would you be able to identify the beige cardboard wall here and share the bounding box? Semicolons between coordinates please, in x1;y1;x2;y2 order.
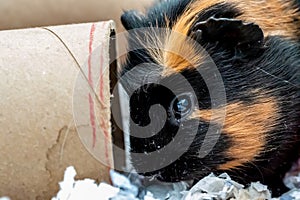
0;0;154;31
0;21;115;199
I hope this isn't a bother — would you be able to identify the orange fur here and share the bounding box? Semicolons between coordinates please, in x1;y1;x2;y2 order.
142;22;207;76
190;96;279;169
234;0;300;39
158;0;299;74
161;0;221;75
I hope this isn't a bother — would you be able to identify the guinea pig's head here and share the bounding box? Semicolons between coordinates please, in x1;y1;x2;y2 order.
119;1;300;186
123;62;229;181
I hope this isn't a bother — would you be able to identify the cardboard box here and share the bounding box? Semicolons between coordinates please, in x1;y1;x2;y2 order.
0;0;154;31
0;21;118;199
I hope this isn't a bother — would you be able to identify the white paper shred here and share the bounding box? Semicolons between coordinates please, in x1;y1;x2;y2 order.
51;166;119;200
284;172;300;190
52;167;158;200
145;180;190;199
0;197;10;200
182;173;245;200
52;167;300;200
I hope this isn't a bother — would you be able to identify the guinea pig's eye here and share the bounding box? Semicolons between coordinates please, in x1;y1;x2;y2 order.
171;92;195;119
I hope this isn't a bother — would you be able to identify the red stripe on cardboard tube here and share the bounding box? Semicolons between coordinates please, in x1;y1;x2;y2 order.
88;23;97;148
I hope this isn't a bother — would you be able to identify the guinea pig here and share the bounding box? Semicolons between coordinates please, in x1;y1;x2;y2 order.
119;0;300;195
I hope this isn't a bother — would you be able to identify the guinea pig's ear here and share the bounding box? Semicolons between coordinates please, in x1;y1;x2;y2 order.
121;10;145;30
190;17;264;57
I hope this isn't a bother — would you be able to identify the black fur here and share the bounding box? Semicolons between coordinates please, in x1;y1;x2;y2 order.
120;0;300;196
121;0;192;29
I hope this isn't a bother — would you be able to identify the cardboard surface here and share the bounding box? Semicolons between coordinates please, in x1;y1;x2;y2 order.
0;0;154;31
0;21;115;199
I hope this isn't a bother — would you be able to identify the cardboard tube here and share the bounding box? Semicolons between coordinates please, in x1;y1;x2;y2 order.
0;0;154;31
0;21;115;199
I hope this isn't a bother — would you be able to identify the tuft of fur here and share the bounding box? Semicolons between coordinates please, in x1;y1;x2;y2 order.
120;0;300;196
